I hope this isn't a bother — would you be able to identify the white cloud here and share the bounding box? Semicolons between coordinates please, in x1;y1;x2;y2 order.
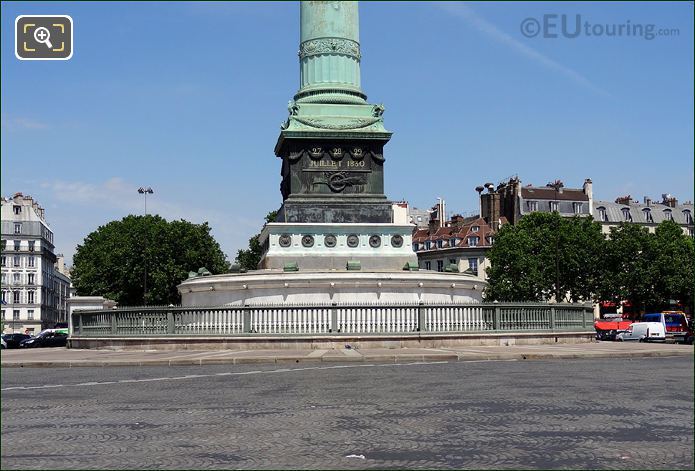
434;2;610;97
40;177;263;265
1;114;50;130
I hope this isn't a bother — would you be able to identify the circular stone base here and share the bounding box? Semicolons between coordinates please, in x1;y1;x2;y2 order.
178;270;485;306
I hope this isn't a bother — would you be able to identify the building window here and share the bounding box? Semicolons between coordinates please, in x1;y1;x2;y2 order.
684;210;693;225
1;310;4;320
28;241;35;252
1;255;5;267
13;256;20;267
449;259;457;266
468;236;480;247
13;291;20;304
573;203;582;215
12;273;20;285
28;273;35;285
449;238;457;247
14;223;22;234
468;258;479;275
549;201;559;212
1;291;6;303
13;310;20;320
28;291;34;304
487;236;494;245
597;207;608;222
643;209;653;223
622;208;632;222
527;201;538;212
437;260;444;272
0;273;5;285
425;241;432;250
1;240;5;250
436;240;443;249
664;209;673;221
425;261;431;270
471;226;480;232
13;205;21;215
27;309;34;320
28;255;35;268
14;240;20;251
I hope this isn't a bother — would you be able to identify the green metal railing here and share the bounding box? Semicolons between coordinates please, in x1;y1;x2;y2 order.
71;302;594;337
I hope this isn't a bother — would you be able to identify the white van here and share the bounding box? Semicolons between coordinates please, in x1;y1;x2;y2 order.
616;322;666;342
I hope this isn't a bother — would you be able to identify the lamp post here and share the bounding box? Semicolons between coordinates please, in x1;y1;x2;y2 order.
137;187;153;215
547;180;564;302
137;187;154;305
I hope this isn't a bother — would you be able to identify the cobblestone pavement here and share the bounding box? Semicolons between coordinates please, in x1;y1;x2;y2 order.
1;357;693;469
2;342;692;368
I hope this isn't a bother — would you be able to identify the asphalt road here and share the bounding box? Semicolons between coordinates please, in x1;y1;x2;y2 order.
1;357;693;469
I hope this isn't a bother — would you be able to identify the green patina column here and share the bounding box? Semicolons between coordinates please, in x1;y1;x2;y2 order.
275;0;393;224
296;1;364;104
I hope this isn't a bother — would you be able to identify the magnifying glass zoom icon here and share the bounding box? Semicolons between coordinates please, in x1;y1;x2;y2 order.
33;27;53;49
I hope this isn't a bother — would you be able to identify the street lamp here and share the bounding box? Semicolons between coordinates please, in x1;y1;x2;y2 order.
547;180;564;303
137;187;154;215
137;187;154;305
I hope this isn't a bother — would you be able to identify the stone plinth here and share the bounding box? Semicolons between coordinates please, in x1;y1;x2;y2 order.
178;270;484;307
258;222;416;271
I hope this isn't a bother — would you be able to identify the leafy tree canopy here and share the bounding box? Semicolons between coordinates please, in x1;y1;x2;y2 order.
486;213;694;314
484;212;604;303
72;215;229;305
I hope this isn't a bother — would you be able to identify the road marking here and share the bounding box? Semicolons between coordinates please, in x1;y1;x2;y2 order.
1;361;452;391
0;358;534;392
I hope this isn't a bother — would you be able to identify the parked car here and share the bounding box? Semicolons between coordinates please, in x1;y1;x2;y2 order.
641;311;690;343
19;330;68;348
1;337;6;349
594;315;633;341
1;333;32;349
616;322;666;342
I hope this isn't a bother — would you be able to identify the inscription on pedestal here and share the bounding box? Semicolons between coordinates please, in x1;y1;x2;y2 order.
280;141;385;199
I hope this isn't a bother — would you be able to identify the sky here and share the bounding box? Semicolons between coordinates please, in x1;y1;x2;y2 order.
2;1;693;265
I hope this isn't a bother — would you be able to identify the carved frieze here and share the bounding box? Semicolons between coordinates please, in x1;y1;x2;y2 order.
298;38;361;60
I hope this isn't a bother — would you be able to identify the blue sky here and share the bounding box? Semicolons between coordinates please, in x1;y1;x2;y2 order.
2;1;693;264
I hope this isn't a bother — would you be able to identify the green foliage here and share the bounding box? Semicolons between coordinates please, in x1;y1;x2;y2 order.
484;212;604;302
486;214;694;313
72;215;229;305
235;210;278;271
600;220;694;312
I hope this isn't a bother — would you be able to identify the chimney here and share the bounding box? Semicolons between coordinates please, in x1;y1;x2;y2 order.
583;178;593;206
643;196;651;206
615;195;632;205
661;194;678;208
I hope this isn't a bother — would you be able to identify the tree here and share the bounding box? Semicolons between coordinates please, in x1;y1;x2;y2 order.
72;215;229;305
600;220;694;313
652;220;694;311
484;212;605;303
235;210;278;271
597;222;656;312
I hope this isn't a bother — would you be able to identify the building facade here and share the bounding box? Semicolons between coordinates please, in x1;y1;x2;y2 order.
478;176;593;225
412;197;501;280
593;194;694;236
1;193;70;334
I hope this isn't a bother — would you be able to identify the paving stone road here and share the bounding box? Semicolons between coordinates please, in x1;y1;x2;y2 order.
1;357;693;469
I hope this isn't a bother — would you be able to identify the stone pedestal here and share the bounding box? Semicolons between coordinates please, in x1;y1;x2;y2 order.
258;222;416;271
178;270;484;307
